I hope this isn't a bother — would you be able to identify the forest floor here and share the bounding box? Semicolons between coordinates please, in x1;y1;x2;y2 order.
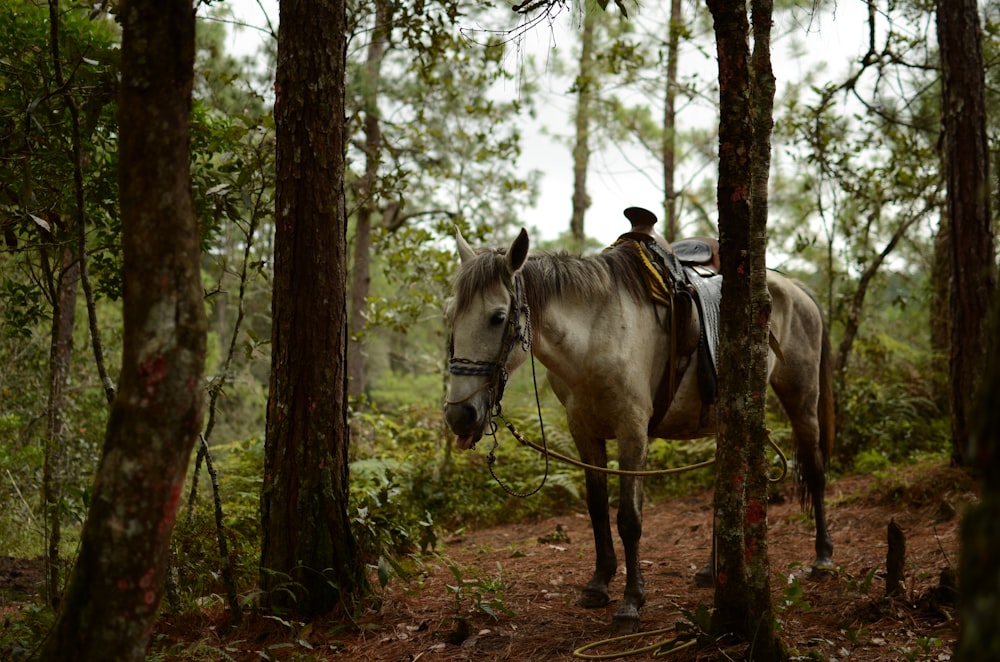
0;460;976;661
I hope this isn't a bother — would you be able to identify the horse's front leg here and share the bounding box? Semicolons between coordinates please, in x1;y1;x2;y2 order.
612;439;648;634
577;442;617;609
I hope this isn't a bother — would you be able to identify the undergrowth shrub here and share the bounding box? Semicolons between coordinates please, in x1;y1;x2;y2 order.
835;334;949;470
169;438;264;609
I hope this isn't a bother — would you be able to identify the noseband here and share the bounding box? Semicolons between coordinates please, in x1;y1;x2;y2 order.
446;253;530;415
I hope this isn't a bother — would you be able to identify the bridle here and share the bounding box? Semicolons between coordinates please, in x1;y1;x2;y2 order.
446;253;530;417
445;252;551;498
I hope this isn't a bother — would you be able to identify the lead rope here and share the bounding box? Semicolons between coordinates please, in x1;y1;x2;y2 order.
572;624;699;659
487;286;552;498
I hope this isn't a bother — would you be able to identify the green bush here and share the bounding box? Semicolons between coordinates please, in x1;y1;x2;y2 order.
835;334;949;470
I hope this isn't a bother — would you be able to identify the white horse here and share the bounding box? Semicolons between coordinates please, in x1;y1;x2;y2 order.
443;223;834;633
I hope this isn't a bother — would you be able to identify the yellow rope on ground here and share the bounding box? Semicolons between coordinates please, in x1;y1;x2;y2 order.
572;627;699;660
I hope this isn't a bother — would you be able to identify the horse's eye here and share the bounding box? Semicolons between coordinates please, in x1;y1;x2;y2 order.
490;311;507;326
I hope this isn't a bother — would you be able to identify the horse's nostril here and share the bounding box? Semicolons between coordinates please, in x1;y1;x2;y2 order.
445;402;478;433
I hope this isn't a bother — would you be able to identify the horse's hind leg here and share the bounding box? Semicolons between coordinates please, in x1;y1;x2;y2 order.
775;381;835;575
577;441;618;609
797;435;835;575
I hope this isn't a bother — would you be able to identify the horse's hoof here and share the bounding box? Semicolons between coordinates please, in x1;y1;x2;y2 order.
810;560;837;580
611;609;640;634
693;566;714;588
577;588;610;609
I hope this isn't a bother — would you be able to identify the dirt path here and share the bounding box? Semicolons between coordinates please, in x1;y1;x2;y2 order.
2;462;974;660
149;461;973;661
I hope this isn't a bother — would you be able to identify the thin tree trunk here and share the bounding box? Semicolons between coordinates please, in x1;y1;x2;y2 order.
42;247;78;607
745;0;783;657
662;0;682;242
834;211;926;381
570;9;596;248
37;0;205;658
41;0;81;607
929;219;950;410
348;0;391;400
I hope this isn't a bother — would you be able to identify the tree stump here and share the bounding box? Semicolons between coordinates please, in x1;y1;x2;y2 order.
886;518;906;597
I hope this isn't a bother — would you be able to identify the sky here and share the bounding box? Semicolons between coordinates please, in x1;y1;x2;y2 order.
223;0;871;248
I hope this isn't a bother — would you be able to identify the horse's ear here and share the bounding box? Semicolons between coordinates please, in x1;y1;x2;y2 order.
507;228;529;273
456;227;476;264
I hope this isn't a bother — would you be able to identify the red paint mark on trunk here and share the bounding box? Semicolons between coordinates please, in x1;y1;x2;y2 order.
140;354;168;396
745;535;759;564
746;498;766;525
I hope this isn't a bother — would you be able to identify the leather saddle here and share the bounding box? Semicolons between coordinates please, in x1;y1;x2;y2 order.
619;207;721;275
672;237;720;275
614;207;722;429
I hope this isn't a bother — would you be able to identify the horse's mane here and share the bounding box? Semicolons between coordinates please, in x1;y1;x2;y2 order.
451;246;650;325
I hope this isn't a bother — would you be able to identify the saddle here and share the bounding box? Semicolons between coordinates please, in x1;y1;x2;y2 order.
613;207;723;431
672;237;720;275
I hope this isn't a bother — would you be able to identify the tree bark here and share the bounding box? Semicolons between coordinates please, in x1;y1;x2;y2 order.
42;247;78;607
661;0;682;242
707;0;784;656
570;9;596;249
929;221;950;411
707;0;753;635
42;0;82;607
937;0;996;465
348;0;392;400
956;253;1000;660
745;1;782;657
37;0;206;658
260;0;366;617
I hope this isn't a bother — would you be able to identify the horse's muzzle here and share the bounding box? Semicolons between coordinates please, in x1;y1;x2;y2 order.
444;401;487;450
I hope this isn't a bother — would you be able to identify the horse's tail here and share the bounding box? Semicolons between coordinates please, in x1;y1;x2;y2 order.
817;307;836;467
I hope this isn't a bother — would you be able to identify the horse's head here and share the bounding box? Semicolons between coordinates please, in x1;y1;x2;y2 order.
444;228;531;450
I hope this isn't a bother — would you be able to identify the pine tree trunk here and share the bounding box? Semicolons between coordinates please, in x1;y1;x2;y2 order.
937;0;996;465
347;0;391;400
570;9;595;248
707;0;753;634
37;1;205;658
260;0;366;617
745;0;783;657
661;0;682;242
956;237;1000;659
929;222;950;411
707;0;785;656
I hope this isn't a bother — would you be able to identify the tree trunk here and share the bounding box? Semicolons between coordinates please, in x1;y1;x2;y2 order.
937;0;996;465
570;9;596;248
260;0;366;617
37;1;206;658
708;0;752;634
661;0;682;242
956;254;1000;660
929;220;950;411
42;247;78;607
745;1;782;657
41;0;82;607
348;0;392;400
707;0;784;656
